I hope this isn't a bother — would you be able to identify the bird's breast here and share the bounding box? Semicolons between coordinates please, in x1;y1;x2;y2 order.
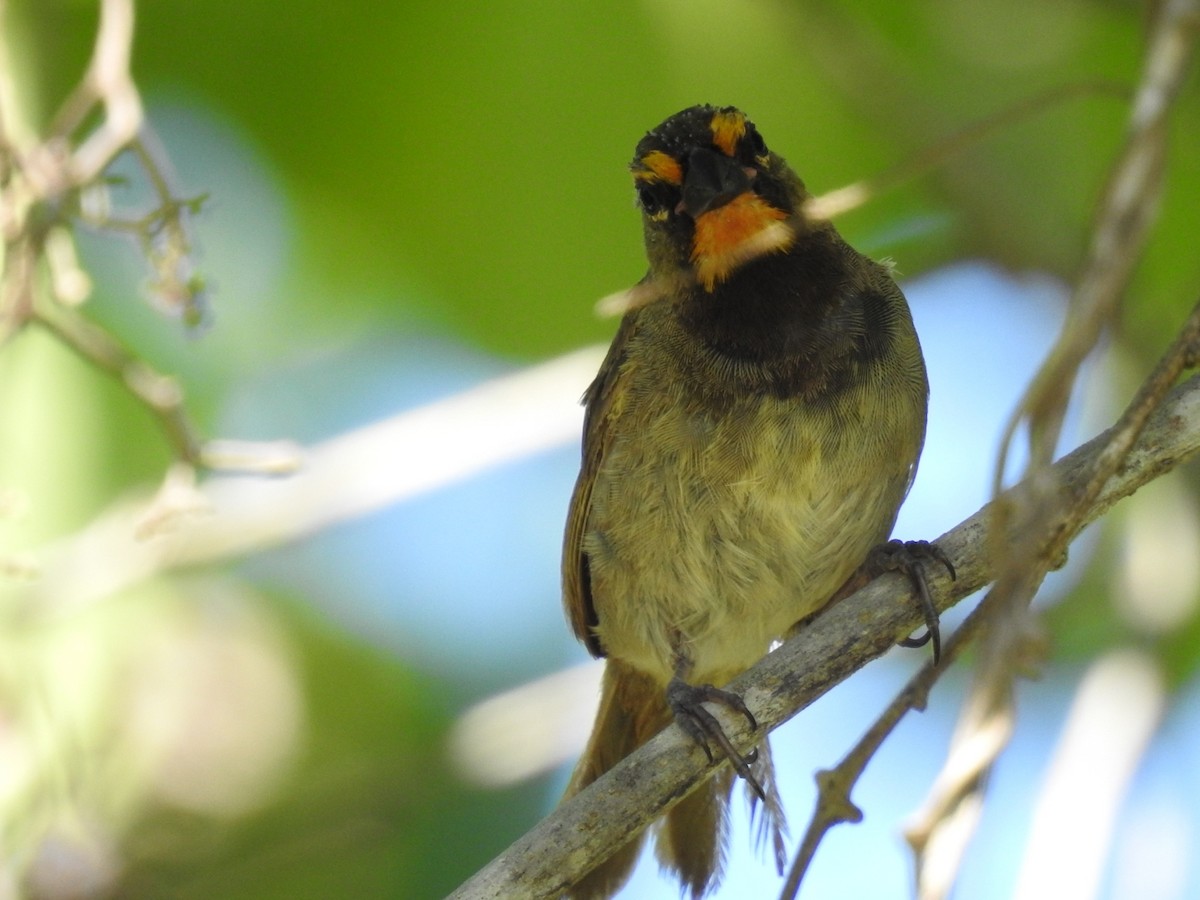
582;368;919;686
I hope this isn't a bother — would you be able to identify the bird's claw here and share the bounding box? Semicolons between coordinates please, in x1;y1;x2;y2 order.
866;539;956;664
666;677;765;800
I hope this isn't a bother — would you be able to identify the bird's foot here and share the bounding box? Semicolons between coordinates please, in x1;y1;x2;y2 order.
666;676;765;800
864;539;956;664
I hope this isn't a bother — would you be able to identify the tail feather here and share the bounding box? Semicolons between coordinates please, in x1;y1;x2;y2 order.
655;768;734;897
747;738;789;876
564;661;784;899
656;737;788;896
564;661;669;899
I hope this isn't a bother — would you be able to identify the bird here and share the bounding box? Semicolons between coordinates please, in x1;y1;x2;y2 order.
560;104;932;898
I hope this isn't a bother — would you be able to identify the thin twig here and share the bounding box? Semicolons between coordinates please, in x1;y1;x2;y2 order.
30;302;203;465
1010;649;1165;900
64;0;143;186
804;81;1129;222
11;347;602;617
995;0;1198;488
2;0;220;463
1071;298;1200;527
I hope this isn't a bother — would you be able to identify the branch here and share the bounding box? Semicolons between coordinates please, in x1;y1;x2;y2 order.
803;80;1128;222
1009;649;1165;900
448;370;1200;900
55;0;143;185
30;300;204;464
996;0;1197;484
7;348;603;615
0;0;246;467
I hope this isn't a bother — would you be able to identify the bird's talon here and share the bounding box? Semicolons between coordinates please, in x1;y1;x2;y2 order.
667;677;765;800
899;628;933;649
866;539;953;664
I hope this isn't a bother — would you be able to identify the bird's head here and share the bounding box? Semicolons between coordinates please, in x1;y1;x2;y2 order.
630;105;808;293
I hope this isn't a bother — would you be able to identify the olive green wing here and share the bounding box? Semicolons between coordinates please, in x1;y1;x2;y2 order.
562;311;641;658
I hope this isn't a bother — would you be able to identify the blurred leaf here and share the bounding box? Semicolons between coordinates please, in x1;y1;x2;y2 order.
115;591;549;898
16;1;1197;360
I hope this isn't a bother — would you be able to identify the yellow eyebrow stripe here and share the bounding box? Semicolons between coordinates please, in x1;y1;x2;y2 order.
635;150;683;185
710;110;746;157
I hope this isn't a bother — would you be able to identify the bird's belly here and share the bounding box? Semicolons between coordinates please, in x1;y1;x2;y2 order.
583;399;910;687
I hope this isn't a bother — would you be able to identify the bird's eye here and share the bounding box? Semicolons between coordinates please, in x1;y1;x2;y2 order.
636;184;670;217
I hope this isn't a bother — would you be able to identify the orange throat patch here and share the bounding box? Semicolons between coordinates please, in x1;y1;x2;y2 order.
690;194;793;291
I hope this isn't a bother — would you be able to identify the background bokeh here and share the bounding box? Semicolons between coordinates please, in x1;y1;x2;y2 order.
2;1;1199;898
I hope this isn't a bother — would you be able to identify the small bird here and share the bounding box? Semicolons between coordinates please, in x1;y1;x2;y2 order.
561;105;931;898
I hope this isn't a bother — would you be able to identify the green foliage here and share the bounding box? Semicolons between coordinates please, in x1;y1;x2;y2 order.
20;1;1194;358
